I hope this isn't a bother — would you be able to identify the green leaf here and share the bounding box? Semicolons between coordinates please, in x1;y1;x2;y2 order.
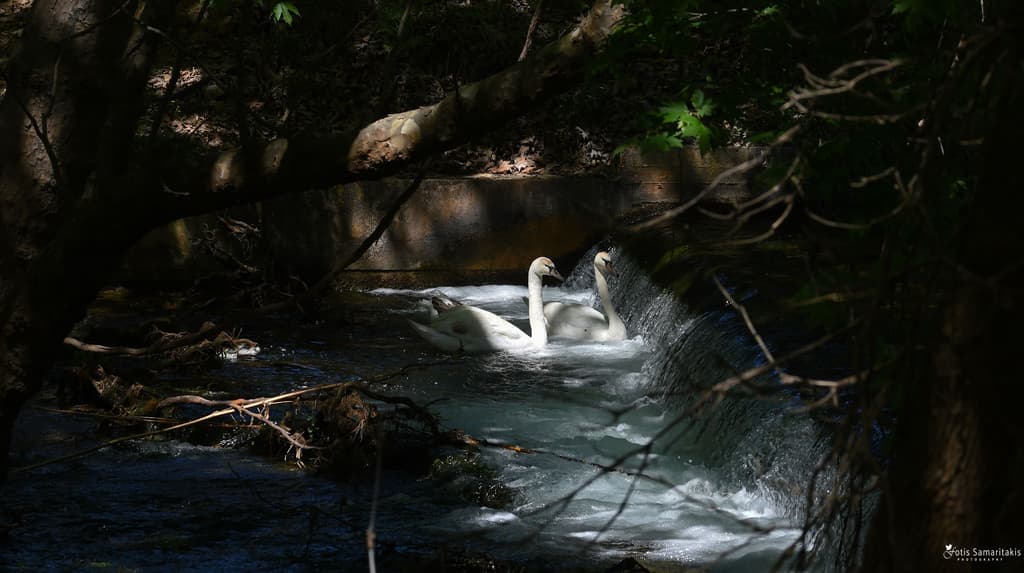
691;89;705;110
658;103;690;124
270;1;300;26
694;101;715;118
640;133;684;152
689;89;715;117
678;115;712;152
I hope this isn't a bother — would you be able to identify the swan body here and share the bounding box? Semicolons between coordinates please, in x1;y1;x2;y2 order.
544;251;626;341
408;257;563;353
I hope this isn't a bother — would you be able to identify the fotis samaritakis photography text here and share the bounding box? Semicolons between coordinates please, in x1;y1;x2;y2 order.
943;545;1023;564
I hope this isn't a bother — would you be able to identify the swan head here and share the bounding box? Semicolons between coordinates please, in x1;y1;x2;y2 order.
530;257;564;282
595;251;615;276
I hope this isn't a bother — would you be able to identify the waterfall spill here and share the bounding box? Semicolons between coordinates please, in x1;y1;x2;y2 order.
1;245;830;571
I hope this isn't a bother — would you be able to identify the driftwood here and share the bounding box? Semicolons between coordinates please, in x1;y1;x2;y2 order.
64;321;260;374
11;363;447;475
63;321;221;356
13;353;650;486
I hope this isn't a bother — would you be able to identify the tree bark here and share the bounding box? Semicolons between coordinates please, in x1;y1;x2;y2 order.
141;0;624;226
860;20;1024;571
0;0;625;481
0;0;172;480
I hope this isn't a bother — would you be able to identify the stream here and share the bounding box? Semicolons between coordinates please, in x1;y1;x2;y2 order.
1;246;828;572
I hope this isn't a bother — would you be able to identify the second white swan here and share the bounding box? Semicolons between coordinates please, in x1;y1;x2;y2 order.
544;251;626;341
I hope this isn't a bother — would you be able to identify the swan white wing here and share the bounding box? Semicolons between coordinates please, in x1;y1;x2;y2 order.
407;319;462;352
411;306;530;352
543;301;611;341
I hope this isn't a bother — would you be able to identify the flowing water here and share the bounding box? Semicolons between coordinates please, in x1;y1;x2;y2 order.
0;246;830;572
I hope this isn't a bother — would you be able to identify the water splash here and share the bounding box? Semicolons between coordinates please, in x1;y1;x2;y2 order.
372;245;824;568
2;244;831;572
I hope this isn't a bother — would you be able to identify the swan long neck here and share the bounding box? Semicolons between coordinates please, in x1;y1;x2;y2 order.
527;271;548;345
596;265;626;338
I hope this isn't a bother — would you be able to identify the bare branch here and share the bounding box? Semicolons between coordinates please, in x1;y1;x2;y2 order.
135;0;627;224
850;166;896;188
258;172;425;312
8;91;64;190
802;168;908;230
724;196;794;246
232;403;316;455
519;0;545;62
628;125;801;232
13;363;450;475
804;201;905;230
786;60;904;106
713;276;775;363
367;426;383;573
63;321;221;356
710;320;862;396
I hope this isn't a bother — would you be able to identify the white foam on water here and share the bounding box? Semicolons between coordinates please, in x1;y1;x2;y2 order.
368;265;816;569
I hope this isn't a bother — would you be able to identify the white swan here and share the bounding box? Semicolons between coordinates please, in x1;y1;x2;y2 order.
407;257;564;353
544;251;626;341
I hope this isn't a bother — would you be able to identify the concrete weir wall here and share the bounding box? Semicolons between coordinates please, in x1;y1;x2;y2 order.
120;146;761;287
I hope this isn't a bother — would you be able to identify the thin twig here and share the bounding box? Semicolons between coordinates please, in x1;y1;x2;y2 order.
259;172;425;312
786;60;904;106
367;426;383;573
236;403;315;456
804;201;905;231
10;92;64;190
519;0;544;62
714;276;775;362
629;125;801;232
724;196;794;245
710;320;862;395
13;363;447;475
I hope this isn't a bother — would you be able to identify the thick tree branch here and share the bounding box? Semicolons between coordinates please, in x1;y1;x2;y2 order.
139;0;626;225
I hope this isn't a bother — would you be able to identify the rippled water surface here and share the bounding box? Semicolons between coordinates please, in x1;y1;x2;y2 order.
1;248;822;571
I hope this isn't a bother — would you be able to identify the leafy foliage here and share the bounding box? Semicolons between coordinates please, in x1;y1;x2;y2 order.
610;0;1008;568
205;0;301;26
656;88;716;151
269;1;300;26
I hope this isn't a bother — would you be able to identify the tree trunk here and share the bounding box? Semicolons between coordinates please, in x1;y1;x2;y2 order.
860;24;1024;572
0;0;626;481
0;0;170;480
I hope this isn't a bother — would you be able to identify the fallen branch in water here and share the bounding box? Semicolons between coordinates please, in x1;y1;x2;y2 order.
63;321;221;356
32;406;182;426
231;401;315;461
10;362;448;476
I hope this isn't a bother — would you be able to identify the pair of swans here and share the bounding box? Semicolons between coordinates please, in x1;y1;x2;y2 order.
407;252;625;353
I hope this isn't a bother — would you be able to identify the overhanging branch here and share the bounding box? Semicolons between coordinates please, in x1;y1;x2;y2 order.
141;0;626;224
